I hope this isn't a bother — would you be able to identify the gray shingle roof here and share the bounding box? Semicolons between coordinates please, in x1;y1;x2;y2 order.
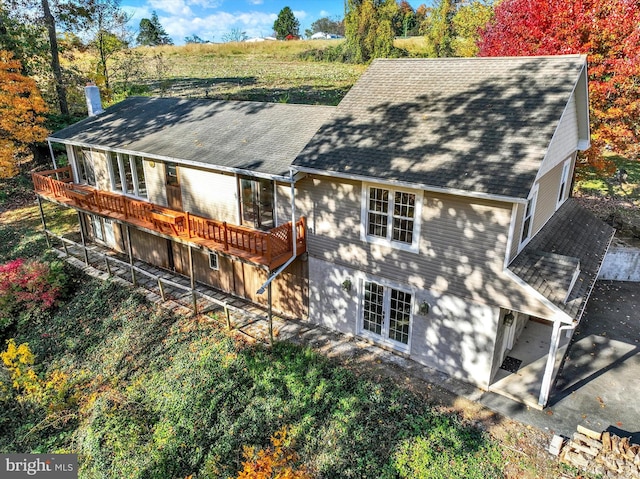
509;199;615;319
293;56;587;199
51;97;335;177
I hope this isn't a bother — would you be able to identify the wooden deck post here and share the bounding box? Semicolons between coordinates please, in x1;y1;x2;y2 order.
222;222;229;251
189;245;198;315
268;280;273;346
104;257;112;277
126;225;137;286
37;197;51;248
158;278;166;301
224;304;231;330
78;211;89;265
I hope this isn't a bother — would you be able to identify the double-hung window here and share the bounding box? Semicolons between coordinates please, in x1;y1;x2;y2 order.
557;159;571;208
74;147;96;186
109;152;148;199
361;280;413;351
520;184;538;247
363;184;421;252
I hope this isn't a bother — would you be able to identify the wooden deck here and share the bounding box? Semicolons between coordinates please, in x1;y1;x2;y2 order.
32;167;306;270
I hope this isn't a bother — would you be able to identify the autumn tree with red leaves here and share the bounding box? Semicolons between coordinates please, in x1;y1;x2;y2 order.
0;51;49;178
478;0;640;170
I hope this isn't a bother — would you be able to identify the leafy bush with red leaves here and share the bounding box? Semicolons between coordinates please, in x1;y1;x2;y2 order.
0;258;68;331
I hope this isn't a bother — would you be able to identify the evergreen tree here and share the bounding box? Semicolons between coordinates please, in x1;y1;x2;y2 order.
137;11;173;46
273;6;300;40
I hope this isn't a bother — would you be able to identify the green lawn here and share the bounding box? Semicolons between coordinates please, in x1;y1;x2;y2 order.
0;195;503;478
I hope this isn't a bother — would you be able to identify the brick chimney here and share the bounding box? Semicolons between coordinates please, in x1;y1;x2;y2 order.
85;84;104;116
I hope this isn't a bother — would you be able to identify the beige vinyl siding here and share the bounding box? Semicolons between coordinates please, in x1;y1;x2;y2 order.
300;175;557;318
300;176;510;300
145;159;167;206
90;150;111;190
538;94;579;179
179;167;238;223
276;182;294;226
531;155;575;236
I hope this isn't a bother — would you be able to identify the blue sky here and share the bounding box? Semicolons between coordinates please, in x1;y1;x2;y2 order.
121;0;346;44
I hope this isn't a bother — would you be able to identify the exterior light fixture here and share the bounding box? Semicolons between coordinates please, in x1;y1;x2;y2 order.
341;279;352;292
504;311;515;326
419;301;430;315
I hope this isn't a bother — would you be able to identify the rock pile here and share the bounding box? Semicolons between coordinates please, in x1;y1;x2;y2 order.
558;426;640;478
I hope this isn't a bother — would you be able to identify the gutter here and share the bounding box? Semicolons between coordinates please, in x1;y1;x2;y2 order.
293;165;528;205
257;167;300;294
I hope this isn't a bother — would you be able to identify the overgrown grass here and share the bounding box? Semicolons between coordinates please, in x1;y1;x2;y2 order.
1;277;503;478
1;198;505;478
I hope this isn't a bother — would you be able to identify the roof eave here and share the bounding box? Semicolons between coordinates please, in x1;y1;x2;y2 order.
292;165;528;204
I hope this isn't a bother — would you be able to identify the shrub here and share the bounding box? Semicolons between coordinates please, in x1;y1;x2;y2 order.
0;258;68;332
236;426;312;479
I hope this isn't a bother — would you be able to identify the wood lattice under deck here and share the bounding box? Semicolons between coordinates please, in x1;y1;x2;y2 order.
32;167;306;270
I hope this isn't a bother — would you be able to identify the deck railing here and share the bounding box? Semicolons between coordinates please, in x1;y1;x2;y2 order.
32;167;306;267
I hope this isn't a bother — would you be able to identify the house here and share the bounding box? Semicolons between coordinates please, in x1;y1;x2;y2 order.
33;55;614;408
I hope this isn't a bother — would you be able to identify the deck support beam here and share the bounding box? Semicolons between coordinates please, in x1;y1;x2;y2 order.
126;225;136;286
189;245;198;315
37;197;50;248
268;280;273;345
78;211;89;265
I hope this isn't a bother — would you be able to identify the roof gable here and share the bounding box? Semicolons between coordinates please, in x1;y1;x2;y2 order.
293;55;587;199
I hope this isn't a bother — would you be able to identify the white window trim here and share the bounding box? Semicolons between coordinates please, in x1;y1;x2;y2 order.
518;183;539;251
73;147;96;186
556;158;572;209
108;152;148;200
356;275;414;354
360;182;422;254
209;252;219;270
89;214;104;242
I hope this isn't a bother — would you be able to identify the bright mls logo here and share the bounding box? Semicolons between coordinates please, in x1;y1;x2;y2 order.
1;454;77;478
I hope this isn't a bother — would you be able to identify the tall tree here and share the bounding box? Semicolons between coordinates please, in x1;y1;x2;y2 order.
394;0;416;37
344;0;399;63
423;0;460;57
450;0;494;57
41;0;69;114
479;0;640;169
137;11;173;46
273;6;300;40
79;0;130;92
0;51;49;178
306;16;344;37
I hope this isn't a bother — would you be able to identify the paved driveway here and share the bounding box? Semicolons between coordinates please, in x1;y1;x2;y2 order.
479;280;640;439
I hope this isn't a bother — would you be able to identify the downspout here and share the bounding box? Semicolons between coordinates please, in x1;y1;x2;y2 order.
256;167;299;295
538;321;577;407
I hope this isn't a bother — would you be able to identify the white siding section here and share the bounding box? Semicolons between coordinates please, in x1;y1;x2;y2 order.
308;256;500;390
179;168;238;223
90;150;110;190
145;159;166;206
537;94;579;180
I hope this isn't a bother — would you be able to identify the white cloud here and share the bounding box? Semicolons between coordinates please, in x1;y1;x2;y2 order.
162;11;278;43
148;0;193;16
292;9;307;20
247;0;263;4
